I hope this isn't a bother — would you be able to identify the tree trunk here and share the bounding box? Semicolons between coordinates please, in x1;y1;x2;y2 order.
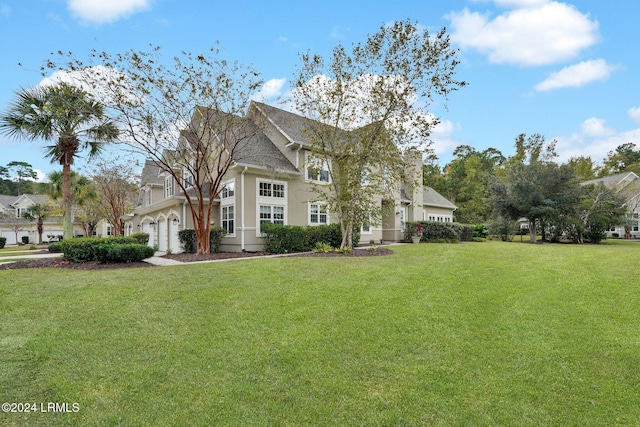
62;163;73;239
192;201;210;255
529;219;537;243
37;218;43;244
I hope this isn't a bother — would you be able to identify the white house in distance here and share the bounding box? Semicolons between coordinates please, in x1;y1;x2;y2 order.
0;193;115;244
123;101;457;253
581;171;640;238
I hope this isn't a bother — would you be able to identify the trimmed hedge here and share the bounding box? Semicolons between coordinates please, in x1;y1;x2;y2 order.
261;223;360;254
0;237;5;249
178;227;227;253
60;236;138;263
130;232;150;245
95;243;155;263
405;221;473;243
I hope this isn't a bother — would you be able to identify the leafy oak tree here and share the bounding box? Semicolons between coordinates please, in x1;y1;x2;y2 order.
491;134;581;243
45;46;263;254
293;20;466;248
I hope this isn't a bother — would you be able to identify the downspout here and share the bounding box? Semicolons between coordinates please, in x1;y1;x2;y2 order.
295;144;302;169
241;166;248;250
182;202;187;230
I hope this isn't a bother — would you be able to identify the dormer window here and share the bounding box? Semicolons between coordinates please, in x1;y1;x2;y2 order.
165;176;174;198
221;181;235;199
145;188;152;206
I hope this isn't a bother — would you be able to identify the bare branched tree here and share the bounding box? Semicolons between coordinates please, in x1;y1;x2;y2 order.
45;46;264;253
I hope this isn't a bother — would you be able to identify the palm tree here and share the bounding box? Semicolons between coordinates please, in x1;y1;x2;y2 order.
23;203;51;244
0;82;118;238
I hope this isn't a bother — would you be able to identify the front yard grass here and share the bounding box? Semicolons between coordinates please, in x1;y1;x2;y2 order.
1;241;639;426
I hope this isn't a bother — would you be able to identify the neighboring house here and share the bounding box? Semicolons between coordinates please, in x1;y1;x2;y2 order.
123;101;457;253
581;171;640;238
0;194;91;244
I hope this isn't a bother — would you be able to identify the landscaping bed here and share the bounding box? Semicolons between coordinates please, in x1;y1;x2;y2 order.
0;258;153;270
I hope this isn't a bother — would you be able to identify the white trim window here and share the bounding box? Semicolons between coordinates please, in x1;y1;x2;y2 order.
257;179;287;235
259;205;285;227
220;179;236;236
221;180;235;199
361;223;371;234
309;202;328;225
183;168;195;188
164;176;174;198
258;181;285;198
145;188;152;206
305;152;330;184
222;205;235;235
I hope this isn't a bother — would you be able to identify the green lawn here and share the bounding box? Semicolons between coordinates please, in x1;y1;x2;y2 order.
1;241;639;426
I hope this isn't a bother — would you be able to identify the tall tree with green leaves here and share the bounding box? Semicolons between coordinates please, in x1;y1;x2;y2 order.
6;161;37;195
293;20;466;248
439;146;505;223
601;142;640;175
491;134;580;243
0;83;118;238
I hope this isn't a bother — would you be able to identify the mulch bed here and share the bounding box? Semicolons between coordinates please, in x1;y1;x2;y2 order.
0;258;153;271
0;247;394;270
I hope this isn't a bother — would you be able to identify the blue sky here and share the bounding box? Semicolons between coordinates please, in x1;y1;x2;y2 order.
1;0;639;180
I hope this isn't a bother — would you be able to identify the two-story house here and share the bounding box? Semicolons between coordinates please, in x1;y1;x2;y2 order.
124;101;457;253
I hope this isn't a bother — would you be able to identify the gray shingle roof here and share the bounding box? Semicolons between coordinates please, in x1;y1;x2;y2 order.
423;186;457;209
581;172;639;189
234;123;298;173
139;159;164;186
0;195;16;210
251;101;319;146
196;106;298;174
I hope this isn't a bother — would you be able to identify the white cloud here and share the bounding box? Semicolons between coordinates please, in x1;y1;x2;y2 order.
628;107;640;124
67;0;151;25
430;119;464;156
447;1;599;66
579;117;615;138
250;78;287;102
534;59;616;91
555;117;640;163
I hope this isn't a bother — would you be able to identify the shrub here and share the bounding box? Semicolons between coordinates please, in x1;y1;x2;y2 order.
48;242;63;253
209;227;227;253
178;229;197;253
405;221;468;243
473;224;488;239
29;245;37;250
313;242;333;253
95;243;155;263
178;228;227;253
0;237;5;249
60;236;137;263
130;232;150;245
261;223;360;253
